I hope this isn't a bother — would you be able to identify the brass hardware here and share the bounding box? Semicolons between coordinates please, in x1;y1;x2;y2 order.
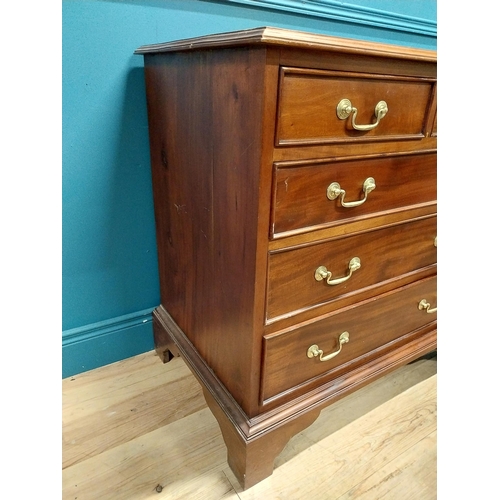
434;236;437;247
327;177;376;207
315;257;361;286
337;98;388;131
418;299;437;314
307;331;350;362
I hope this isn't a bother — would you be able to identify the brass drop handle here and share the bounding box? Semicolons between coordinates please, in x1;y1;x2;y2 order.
337;98;388;131
418;299;437;314
307;332;350;362
315;257;361;286
327;177;376;207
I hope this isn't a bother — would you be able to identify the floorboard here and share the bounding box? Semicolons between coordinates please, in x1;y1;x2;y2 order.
62;351;437;499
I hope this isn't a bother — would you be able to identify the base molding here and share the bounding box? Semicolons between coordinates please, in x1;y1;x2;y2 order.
62;308;155;378
153;305;436;488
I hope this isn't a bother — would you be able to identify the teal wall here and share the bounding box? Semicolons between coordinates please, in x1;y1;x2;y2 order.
62;0;437;378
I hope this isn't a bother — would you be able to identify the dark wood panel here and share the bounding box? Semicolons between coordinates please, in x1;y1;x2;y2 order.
267;215;437;321
431;111;437;137
272;136;438;162
278;47;437;79
272;151;436;236
139;28;437;488
143;47;272;415
276;67;435;146
262;275;437;401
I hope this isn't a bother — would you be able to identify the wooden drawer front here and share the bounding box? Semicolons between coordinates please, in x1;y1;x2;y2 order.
262;275;437;402
276;67;435;146
266;215;436;321
272;152;436;237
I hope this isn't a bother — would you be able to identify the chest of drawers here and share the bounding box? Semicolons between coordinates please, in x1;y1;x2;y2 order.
135;27;437;489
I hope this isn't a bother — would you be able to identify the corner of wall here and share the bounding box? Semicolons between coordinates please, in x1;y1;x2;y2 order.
62;308;155;378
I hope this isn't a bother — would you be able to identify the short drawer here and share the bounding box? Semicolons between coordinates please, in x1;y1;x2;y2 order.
266;215;436;321
272;152;436;237
276;67;435;146
261;275;437;402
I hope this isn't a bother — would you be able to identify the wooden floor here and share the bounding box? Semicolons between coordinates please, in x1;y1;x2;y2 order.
62;350;437;499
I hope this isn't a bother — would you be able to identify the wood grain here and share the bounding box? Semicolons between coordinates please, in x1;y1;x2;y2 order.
138;29;437;487
232;367;436;499
62;351;436;499
143;47;273;416
62;351;206;469
276;67;435;146
262;275;436;401
135;26;436;63
267;215;437;321
272;151;436;237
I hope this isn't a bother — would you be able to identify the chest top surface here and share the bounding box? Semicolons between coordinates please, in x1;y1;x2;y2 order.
135;26;436;61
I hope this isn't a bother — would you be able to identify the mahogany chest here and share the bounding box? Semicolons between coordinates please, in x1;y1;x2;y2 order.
135;27;437;489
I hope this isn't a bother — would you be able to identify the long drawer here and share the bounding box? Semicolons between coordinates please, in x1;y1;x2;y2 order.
276;67;435;146
261;275;437;402
266;215;436;321
272;152;436;237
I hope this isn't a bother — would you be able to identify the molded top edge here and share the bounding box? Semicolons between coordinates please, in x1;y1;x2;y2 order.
134;26;436;62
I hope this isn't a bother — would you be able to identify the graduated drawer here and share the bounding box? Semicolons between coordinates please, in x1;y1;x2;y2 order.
266;215;436;322
276;67;435;146
272;152;436;237
261;275;437;403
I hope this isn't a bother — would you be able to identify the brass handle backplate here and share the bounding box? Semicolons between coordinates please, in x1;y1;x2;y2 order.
307;331;350;362
337;98;388;131
418;299;437;314
327;177;376;207
315;257;361;286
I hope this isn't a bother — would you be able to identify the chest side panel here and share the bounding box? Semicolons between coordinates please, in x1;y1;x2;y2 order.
143;47;272;414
